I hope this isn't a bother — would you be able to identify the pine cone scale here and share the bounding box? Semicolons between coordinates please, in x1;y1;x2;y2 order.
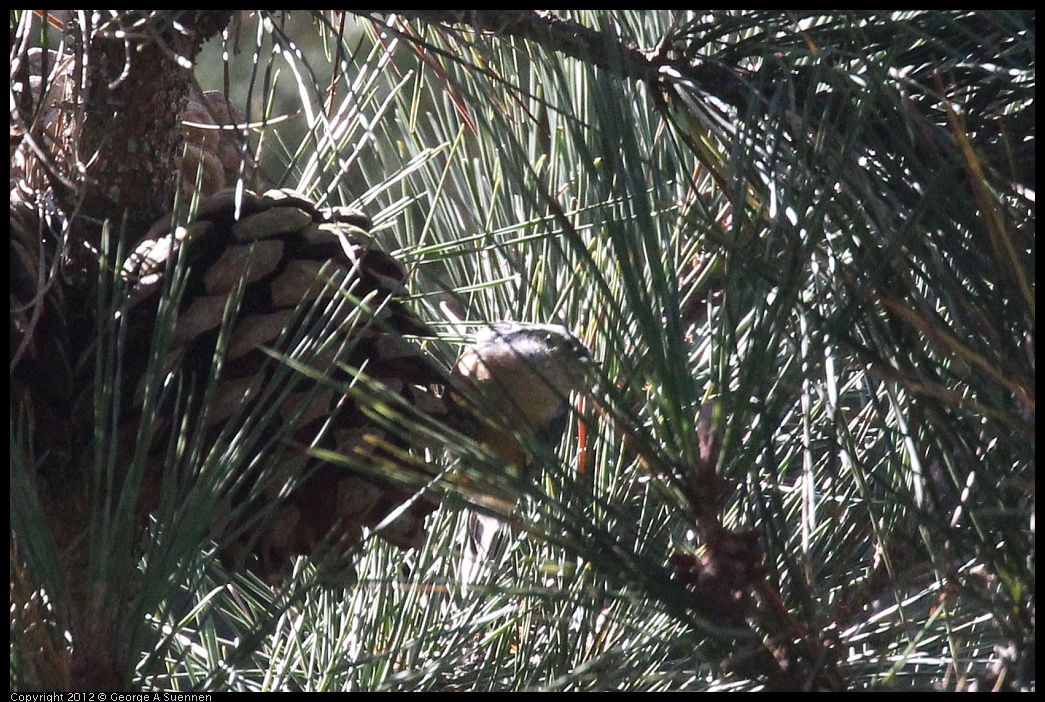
203;240;285;294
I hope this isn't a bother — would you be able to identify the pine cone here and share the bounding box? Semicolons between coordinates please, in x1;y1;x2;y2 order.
122;188;450;586
178;89;256;202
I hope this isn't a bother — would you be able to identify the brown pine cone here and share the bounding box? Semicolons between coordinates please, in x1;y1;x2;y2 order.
122;188;451;586
178;88;257;202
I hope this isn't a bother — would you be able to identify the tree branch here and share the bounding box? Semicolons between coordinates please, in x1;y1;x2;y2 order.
364;10;747;107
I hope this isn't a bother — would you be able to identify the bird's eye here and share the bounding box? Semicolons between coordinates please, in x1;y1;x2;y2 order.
551;334;573;353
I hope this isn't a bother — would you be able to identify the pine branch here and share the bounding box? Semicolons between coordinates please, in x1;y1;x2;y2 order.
359;10;748;106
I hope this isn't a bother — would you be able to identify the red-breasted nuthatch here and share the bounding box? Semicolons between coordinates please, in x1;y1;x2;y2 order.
451;322;593;587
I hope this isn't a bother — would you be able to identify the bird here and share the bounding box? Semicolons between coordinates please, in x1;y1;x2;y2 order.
449;322;594;588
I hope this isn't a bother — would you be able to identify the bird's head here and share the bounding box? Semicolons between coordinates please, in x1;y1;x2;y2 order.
453;322;592;433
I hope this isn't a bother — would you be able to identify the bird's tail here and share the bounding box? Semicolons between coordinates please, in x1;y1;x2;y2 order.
459;511;509;592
